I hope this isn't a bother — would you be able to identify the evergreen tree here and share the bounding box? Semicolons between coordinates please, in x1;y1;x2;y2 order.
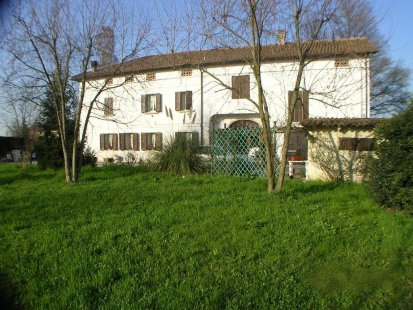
34;82;76;169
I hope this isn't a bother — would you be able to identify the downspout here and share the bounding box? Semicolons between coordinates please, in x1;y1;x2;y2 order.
365;57;369;118
200;70;204;145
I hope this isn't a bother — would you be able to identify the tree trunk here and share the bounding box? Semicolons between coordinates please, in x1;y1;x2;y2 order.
276;61;305;192
257;89;275;193
249;1;275;193
62;143;72;183
71;141;79;182
262;121;275;192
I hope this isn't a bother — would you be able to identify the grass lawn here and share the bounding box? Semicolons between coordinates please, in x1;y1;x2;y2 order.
0;164;412;308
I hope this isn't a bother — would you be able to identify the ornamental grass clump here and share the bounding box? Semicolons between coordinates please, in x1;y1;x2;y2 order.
155;133;203;175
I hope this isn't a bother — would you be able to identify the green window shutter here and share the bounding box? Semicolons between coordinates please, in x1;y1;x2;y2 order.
113;134;118;150
186;91;192;110
302;90;309;119
141;133;147;151
232;76;240;99
100;134;104;150
141;95;146;113
119;133;125;150
293;91;303;122
155;133;162;150
156;94;161;112
108;98;113;115
133;133;140;151
175;92;181;111
241;75;250;98
104;98;113;116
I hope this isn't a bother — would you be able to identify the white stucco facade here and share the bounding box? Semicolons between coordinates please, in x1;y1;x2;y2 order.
80;55;371;163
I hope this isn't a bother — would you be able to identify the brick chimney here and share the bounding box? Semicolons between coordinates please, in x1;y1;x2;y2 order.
277;30;286;45
91;60;98;72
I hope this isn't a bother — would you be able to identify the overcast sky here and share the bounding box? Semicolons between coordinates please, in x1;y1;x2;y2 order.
0;0;412;136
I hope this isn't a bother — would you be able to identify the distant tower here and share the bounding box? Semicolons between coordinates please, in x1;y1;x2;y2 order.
95;26;117;66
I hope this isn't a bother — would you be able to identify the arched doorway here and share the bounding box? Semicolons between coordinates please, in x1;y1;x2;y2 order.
229;120;259;128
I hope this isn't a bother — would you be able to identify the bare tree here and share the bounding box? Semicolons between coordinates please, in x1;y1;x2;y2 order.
189;0;278;192
330;0;411;115
275;0;339;191
187;0;359;192
2;0;151;182
0;86;39;152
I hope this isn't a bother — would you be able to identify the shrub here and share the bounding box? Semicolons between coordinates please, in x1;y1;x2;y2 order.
125;152;138;166
81;145;96;167
154;133;203;175
369;102;413;211
34;135;64;169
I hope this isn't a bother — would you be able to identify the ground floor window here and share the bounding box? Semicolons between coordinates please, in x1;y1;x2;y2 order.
175;131;199;144
120;133;139;151
141;132;162;151
100;134;118;150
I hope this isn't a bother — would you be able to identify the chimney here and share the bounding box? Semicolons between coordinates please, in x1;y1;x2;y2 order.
277;30;286;45
91;60;98;72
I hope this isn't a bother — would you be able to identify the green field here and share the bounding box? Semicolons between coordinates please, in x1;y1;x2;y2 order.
0;164;412;308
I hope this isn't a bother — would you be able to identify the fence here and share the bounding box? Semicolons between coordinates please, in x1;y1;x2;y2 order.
210;127;274;177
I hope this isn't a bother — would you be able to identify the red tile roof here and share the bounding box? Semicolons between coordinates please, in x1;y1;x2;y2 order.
73;37;377;81
301;118;385;129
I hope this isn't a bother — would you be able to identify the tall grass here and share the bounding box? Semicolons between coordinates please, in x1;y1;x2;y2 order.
154;133;203;175
0;164;412;308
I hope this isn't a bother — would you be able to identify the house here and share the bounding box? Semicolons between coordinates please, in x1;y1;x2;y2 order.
76;36;378;179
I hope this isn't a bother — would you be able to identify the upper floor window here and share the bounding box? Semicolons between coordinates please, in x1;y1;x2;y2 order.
175;91;192;111
103;97;114;117
335;59;349;67
232;75;250;99
119;133;139;151
181;69;192;77
141;94;161;113
288;90;309;122
146;73;156;81
141;132;162;151
125;75;134;84
100;133;118;150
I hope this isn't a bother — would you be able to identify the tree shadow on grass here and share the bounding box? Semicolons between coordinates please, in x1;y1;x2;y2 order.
80;165;146;182
0;171;57;186
289;181;345;195
0;273;23;310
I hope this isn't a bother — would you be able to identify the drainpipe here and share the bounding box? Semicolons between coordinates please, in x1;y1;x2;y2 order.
365;57;369;118
200;70;204;145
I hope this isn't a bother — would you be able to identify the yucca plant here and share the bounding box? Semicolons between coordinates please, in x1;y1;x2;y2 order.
154;133;203;175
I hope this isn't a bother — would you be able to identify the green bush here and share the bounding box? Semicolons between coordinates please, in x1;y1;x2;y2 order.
81;145;97;167
369;102;413;211
154;133;203;175
34;135;65;169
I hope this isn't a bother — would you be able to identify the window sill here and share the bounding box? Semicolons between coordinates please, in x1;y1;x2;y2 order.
143;111;160;115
